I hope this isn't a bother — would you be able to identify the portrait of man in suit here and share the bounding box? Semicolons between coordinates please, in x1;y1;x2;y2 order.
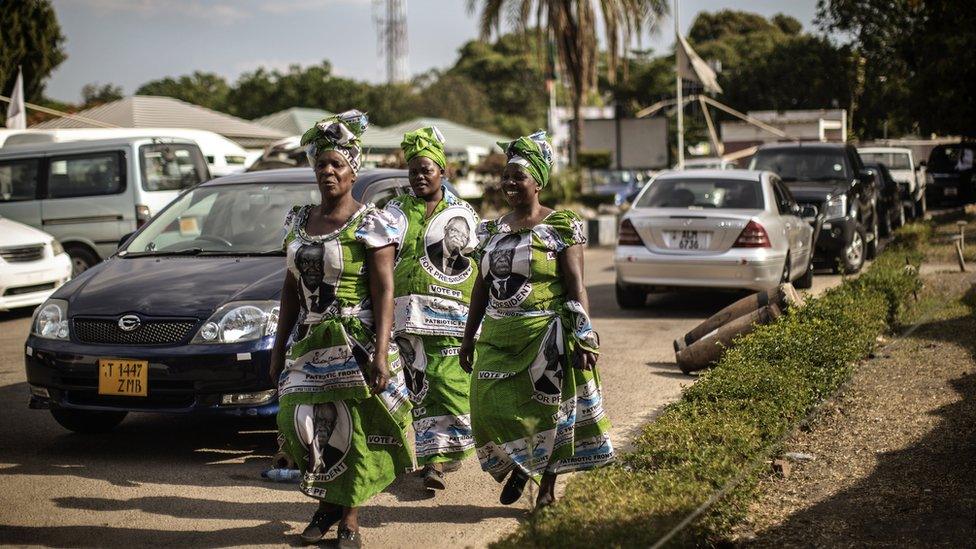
295;243;337;314
486;233;528;301
426;215;470;276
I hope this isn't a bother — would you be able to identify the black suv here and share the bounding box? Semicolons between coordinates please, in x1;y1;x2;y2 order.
925;142;975;204
750;143;879;273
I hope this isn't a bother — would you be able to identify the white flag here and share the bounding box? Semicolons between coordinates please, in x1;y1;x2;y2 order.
5;67;26;129
676;34;722;95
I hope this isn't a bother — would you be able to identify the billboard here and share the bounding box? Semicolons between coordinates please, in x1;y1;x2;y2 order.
581;117;669;169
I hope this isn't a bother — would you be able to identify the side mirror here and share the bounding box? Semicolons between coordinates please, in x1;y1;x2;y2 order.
917;160;927;169
118;231;135;250
800;204;819;219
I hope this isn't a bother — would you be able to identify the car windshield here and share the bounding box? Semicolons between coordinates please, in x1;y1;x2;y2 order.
750;148;850;181
859;151;912;170
928;145;975;172
123;183;320;256
635;178;763;209
140;143;210;191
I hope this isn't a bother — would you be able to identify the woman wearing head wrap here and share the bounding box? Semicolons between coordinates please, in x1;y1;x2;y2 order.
269;110;412;547
459;131;614;509
383;126;480;491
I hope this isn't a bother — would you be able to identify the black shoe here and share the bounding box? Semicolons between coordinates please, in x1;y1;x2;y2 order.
299;506;342;544
499;470;529;505
423;465;446;490
337;526;362;549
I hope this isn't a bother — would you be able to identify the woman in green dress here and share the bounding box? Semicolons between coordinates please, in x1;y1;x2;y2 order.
269;110;413;548
459;131;614;509
384;126;479;491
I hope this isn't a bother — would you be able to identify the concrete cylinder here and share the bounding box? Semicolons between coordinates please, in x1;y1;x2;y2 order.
676;303;783;374
673;283;802;353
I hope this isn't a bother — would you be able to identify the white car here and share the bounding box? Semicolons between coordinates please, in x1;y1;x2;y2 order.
614;170;817;307
0;216;71;311
679;157;737;170
857;146;926;218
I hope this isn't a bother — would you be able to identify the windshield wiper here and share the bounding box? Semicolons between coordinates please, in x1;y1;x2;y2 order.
122;247;205;257
197;249;285;256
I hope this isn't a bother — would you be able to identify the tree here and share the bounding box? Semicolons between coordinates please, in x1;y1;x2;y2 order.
136;72;230;111
0;0;66;110
470;0;669;165
81;82;123;108
416;72;496;132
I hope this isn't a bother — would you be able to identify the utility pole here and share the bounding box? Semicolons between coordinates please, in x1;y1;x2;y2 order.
674;0;684;169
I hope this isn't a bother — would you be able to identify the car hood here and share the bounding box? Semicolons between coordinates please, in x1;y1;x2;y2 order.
782;180;850;203
56;256;285;318
0;217;54;247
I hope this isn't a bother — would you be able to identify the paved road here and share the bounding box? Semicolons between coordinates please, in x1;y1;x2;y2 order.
0;248;844;548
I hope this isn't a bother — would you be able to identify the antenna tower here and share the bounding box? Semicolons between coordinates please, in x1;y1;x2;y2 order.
372;0;409;84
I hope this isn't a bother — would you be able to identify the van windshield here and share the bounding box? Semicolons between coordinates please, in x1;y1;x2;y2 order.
859;151;912;170
123;183;320;255
928;145;976;173
140;143;210;191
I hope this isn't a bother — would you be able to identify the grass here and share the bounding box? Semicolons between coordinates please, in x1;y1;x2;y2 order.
493;222;928;548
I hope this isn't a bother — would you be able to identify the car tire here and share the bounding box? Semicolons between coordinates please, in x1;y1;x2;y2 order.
50;409;127;434
866;217;879;260
615;281;646;309
794;255;814;289
841;225;867;274
780;252;791;284
65;245;100;277
879;208;894;237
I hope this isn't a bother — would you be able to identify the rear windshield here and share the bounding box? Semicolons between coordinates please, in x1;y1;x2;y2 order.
635;178;764;209
750;148;850;181
859;151;912;170
140;143;210;191
928;145;975;172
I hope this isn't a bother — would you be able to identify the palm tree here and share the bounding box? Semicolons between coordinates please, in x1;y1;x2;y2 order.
470;0;669;166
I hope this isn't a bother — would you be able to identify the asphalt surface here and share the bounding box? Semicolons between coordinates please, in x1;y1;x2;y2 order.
0;248;845;548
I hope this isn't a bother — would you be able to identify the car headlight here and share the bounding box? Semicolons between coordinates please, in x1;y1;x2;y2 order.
50;239;64;256
823;195;847;220
32;299;70;340
191;300;279;344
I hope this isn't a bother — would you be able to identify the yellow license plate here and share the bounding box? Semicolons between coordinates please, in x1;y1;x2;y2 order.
98;359;149;397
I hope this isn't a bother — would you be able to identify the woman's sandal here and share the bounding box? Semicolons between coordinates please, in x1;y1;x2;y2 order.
300;506;343;544
423;465;447;490
499;470;529;505
337;526;362;549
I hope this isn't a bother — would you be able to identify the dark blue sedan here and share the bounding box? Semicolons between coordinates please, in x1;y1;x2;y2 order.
24;168;423;433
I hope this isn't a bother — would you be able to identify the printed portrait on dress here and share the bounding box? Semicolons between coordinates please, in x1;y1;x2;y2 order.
422;206;478;282
483;233;531;303
293;239;343;314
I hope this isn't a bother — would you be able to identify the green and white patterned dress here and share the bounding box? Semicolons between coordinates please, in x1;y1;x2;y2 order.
385;188;480;465
470;210;614;482
276;203;414;507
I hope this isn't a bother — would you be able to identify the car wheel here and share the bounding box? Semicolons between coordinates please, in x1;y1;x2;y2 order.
780;252;791;283
794;254;814;289
841;225;867;274
65;245;100;277
50;409;127;434
615;281;646;309
879;208;894;237
866;218;879;260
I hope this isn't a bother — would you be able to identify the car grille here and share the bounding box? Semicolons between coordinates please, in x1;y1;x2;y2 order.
73;317;198;345
0;244;44;263
3;282;57;296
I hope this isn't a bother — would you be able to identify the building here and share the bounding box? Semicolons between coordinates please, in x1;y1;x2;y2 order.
252;107;334;136
720;109;847;154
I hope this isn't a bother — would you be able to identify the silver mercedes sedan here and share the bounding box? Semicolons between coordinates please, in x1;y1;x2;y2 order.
614;170;818;308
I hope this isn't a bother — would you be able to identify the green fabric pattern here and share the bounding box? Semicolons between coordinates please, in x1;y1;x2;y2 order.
470;209;614;482
277;202;413;506
400;126;447;169
300;109;369;173
496;130;555;188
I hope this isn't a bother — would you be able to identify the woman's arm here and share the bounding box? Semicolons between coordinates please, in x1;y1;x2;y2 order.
366;244;396;394
559;244;597;370
269;271;300;384
459;273;488;373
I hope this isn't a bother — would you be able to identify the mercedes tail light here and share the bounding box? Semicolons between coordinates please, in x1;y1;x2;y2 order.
618;219;643;246
733;220;771;248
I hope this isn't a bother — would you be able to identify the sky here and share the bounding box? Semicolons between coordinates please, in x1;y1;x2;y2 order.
45;0;819;104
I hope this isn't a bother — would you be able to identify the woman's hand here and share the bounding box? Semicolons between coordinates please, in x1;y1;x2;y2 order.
369;354;391;395
459;338;475;374
573;348;598;371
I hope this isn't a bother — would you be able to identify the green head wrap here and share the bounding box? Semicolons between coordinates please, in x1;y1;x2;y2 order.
300;109;369;173
401;126;447;169
497;130;554;188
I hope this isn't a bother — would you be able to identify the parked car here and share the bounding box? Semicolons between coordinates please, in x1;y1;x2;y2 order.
614;170;817;307
0;215;72;311
0;137;210;276
858;146;926;218
749;143;878;273
679;157;738;170
925;142;976;205
24;168;440;433
863;162;906;236
2;128;249;178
